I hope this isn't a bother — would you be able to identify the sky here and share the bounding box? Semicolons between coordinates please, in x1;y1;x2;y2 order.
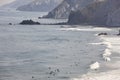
0;0;15;6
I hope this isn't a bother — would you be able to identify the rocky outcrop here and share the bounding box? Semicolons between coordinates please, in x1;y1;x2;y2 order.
17;0;63;12
68;0;120;26
20;20;40;25
68;11;87;24
43;0;71;19
68;1;107;25
44;0;101;19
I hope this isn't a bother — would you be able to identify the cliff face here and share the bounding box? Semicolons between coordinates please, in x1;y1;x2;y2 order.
44;0;100;19
17;0;63;12
68;1;107;25
44;0;71;18
68;11;87;24
68;0;120;26
107;8;120;26
106;0;120;26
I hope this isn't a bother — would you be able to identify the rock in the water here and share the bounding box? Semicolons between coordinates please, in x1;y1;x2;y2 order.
9;23;12;25
20;20;40;25
98;33;108;36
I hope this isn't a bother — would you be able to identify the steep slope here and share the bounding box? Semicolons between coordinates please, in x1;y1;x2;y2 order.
68;1;107;25
44;0;101;19
106;0;120;26
107;8;120;26
17;0;63;12
68;0;120;26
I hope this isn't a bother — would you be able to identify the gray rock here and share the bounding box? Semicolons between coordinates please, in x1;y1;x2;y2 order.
107;8;120;27
44;0;101;19
68;1;106;25
107;0;120;26
68;0;120;26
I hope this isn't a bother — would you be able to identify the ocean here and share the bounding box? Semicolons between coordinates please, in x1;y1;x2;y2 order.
0;9;120;80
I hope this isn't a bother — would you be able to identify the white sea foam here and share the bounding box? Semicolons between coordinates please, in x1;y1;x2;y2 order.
103;56;111;62
71;28;120;80
102;41;112;49
71;69;120;80
89;42;102;45
90;62;100;70
60;27;112;32
103;49;112;57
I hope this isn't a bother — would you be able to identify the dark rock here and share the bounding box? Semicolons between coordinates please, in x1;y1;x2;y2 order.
9;23;12;25
67;1;106;25
68;11;87;24
32;76;34;78
19;20;40;25
56;69;60;72
117;30;120;35
38;17;42;19
98;33;108;36
67;0;120;26
48;67;51;70
49;71;56;76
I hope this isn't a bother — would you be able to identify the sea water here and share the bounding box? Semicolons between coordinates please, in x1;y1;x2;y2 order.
0;10;119;80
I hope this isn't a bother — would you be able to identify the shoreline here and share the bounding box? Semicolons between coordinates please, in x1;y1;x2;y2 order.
71;28;120;80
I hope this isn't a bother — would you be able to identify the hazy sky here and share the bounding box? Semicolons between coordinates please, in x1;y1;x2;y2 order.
0;0;15;6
